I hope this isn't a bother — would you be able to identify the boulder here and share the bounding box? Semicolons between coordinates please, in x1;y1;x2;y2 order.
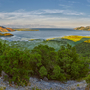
1;71;9;79
43;77;48;81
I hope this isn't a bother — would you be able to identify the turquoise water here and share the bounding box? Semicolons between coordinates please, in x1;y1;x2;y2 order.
1;28;90;41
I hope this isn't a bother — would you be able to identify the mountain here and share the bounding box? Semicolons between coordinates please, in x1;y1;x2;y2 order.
74;26;90;31
0;26;15;32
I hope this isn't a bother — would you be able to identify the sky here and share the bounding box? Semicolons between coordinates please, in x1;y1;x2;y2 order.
0;0;90;28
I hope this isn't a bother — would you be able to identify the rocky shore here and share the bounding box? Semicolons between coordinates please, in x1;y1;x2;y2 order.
0;76;88;90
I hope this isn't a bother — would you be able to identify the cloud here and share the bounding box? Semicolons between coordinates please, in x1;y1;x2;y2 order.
59;4;71;8
0;9;85;20
0;9;86;28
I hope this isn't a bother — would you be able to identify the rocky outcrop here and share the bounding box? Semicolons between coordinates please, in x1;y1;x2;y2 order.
0;26;15;32
74;26;90;31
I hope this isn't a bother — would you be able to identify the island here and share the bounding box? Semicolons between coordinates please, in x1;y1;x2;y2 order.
74;26;90;31
0;33;13;36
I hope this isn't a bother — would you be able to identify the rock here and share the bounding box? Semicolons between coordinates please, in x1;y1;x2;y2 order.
43;77;48;81
40;79;42;82
1;71;9;79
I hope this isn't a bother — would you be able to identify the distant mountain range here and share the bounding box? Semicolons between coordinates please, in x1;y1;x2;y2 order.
74;26;90;31
0;26;15;32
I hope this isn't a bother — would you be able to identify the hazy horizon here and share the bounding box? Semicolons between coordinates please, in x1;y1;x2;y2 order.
0;0;90;28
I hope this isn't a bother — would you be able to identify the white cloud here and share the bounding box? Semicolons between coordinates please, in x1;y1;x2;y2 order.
59;4;71;8
0;9;85;20
0;9;87;28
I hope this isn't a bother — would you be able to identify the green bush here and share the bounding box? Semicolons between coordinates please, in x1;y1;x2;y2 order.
39;66;47;77
29;53;42;75
0;40;89;85
85;74;90;83
31;44;59;79
58;44;89;80
0;48;31;85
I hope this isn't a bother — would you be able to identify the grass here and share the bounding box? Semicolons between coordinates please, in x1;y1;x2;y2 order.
62;35;90;42
84;39;90;43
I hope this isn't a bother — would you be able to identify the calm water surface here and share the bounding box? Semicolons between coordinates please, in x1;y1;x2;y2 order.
1;28;90;41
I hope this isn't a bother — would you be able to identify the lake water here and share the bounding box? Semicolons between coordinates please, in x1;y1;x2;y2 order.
1;28;90;41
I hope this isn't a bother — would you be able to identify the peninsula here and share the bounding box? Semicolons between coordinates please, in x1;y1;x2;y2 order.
74;26;90;31
0;26;15;32
14;28;39;31
0;26;39;36
0;26;15;36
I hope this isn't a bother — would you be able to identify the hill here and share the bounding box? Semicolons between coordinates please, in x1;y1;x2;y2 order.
0;26;15;32
74;26;90;31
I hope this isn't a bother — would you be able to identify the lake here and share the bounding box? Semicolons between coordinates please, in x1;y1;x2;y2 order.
1;28;90;41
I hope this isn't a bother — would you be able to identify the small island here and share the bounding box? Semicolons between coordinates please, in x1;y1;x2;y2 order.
0;33;14;36
74;26;90;31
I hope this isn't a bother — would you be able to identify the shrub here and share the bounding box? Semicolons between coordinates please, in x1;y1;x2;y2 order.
85;74;90;83
50;65;61;79
58;44;89;80
31;44;59;79
29;53;42;75
39;66;47;77
0;41;89;85
0;48;31;85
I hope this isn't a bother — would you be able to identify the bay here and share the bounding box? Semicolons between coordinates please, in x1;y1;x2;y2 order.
1;28;90;41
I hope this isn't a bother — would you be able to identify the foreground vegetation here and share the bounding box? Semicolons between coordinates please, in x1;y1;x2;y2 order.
0;39;90;86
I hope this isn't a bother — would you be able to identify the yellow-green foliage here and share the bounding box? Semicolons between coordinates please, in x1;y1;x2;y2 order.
84;39;90;43
62;35;90;42
46;38;55;41
29;39;35;41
